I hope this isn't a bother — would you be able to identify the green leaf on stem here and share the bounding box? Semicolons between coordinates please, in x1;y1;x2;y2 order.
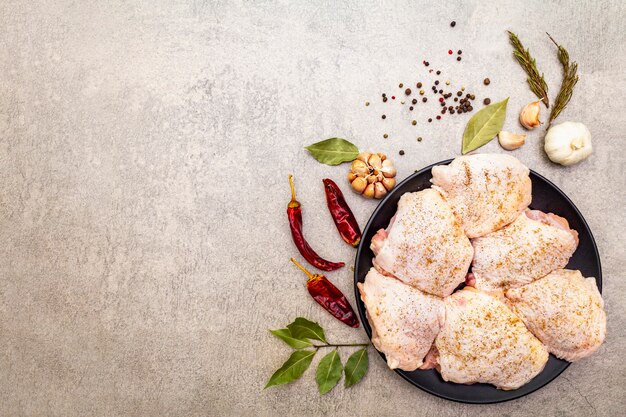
265;350;316;388
344;348;368;388
316;350;343;394
305;138;359;165
270;328;313;349
461;97;509;154
287;317;327;343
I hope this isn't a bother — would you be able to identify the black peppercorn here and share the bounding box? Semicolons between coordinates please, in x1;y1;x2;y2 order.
383;133;388;138
416;82;422;88
383;97;388;102
435;80;440;85
417;136;423;142
450;109;455;114
470;95;475;100
484;98;491;105
457;50;462;55
399;83;403;88
454;97;458;102
428;118;432;122
450;21;456;27
412;99;417;104
399;150;405;155
439;89;443;94
457;91;462;97
423;97;427;102
412;120;417;125
436;70;441;75
468;106;473;111
484;78;490;85
382;114;386;119
405;88;412;95
457;56;461;61
409;106;414;110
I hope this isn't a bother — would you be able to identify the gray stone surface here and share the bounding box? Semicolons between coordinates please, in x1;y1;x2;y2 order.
1;1;625;416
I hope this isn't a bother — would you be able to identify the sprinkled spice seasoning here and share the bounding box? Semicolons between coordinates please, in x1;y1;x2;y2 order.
484;78;491;85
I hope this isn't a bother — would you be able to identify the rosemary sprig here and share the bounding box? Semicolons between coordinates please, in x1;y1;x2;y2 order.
547;33;579;125
507;30;549;107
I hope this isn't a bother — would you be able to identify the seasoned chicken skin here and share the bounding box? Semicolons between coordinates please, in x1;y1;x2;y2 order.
431;154;532;238
505;269;606;362
358;268;445;371
370;189;473;297
471;210;579;291
435;288;548;390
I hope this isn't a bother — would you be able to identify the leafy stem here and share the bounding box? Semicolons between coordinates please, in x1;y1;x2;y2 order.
312;343;369;349
507;30;550;107
546;33;579;125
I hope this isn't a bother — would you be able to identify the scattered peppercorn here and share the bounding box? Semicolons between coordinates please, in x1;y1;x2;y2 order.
470;94;475;100
419;89;425;95
417;136;423;142
405;88;412;95
439;97;444;102
457;56;462;61
423;97;427;102
448;49;453;54
438;89;443;94
483;98;491;105
399;83;403;88
428;118;432;122
436;70;441;75
383;97;388;102
454;97;458;102
411;120;417;126
399;150;405;155
416;82;422;88
457;91;462;97
409;106;413;110
424;61;430;67
445;80;450;85
412;99;417;104
383;133;388;138
391;96;396;100
436;115;441;120
457;50;462;55
382;115;386;119
365;101;370;106
484;78;490;85
450;21;456;27
435;80;440;85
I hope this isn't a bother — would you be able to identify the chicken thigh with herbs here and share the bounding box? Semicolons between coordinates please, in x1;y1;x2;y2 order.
358;268;445;371
431;154;532;238
435;287;548;390
470;210;579;291
371;189;473;297
505;269;606;362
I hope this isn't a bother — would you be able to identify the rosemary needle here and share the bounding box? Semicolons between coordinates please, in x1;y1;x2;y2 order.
507;30;550;108
547;33;579;125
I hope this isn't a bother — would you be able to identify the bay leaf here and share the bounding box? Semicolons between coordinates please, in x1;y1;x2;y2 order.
287;317;327;343
344;348;368;388
265;350;316;388
305;138;359;165
270;328;313;349
315;350;343;394
461;97;509;154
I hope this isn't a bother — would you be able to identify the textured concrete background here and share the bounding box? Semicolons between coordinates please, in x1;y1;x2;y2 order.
1;1;625;416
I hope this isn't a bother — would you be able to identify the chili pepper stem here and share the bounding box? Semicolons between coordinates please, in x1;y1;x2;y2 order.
290;257;315;280
288;175;300;208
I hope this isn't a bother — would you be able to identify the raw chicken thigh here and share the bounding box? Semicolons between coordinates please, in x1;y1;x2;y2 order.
505;269;606;362
371;189;473;297
470;210;579;291
431;154;532;238
435;288;548;390
358;268;445;371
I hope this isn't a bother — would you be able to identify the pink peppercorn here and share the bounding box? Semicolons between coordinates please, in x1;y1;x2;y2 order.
439;97;444;102
448;50;453;54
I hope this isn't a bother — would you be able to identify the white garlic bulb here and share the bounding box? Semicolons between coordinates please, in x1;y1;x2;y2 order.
544;122;592;166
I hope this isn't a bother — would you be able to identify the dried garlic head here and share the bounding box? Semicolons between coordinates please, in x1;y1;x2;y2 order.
348;152;396;199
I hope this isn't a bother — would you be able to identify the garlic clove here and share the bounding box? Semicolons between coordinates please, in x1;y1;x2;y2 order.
374;182;387;199
498;131;526;150
380;159;397;178
351;159;369;177
357;152;371;163
377;153;387;161
347;171;357;182
382;177;396;191
366;174;377;184
351;176;368;193
376;172;384;182
368;153;382;169
520;100;542;130
363;183;375;198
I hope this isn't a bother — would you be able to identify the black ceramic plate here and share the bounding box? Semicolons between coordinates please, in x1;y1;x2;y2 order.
353;159;602;404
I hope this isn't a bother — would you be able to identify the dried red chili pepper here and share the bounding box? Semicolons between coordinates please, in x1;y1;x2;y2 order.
290;258;359;328
287;175;344;271
322;178;361;247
